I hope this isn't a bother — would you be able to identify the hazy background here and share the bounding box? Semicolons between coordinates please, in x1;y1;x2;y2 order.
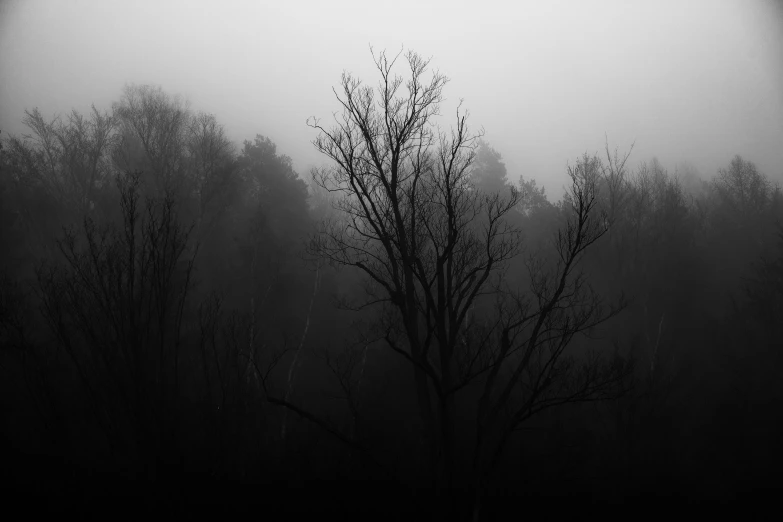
2;0;782;198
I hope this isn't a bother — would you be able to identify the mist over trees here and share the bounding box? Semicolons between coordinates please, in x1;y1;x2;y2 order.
1;48;782;519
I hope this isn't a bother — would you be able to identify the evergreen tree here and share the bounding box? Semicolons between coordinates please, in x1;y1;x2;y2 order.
471;139;510;196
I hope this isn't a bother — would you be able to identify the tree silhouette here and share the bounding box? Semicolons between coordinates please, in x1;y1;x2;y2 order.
306;48;630;517
471;140;511;196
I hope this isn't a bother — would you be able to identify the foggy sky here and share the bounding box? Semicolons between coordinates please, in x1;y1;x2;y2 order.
1;0;782;199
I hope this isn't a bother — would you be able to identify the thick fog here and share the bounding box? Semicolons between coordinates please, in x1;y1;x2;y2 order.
4;0;783;518
2;0;781;196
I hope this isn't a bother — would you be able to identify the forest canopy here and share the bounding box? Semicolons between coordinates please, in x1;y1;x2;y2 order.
1;49;782;519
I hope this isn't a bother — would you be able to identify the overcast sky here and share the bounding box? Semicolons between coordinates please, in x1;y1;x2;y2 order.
1;0;782;198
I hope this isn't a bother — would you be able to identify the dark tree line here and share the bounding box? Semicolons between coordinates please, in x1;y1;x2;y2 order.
1;50;782;519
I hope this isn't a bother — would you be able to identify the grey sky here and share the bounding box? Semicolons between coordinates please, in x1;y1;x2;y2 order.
1;0;782;199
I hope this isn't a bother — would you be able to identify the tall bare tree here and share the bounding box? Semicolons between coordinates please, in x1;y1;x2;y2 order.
36;170;197;477
308;47;519;480
304;48;629;515
3;107;117;219
184;111;237;238
114;84;190;197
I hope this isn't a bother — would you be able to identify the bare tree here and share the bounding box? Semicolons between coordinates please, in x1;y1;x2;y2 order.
470;155;629;511
185;111;236;237
36;170;197;477
114;84;191;197
300;48;628;516
13;107;118;213
307;47;520;483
